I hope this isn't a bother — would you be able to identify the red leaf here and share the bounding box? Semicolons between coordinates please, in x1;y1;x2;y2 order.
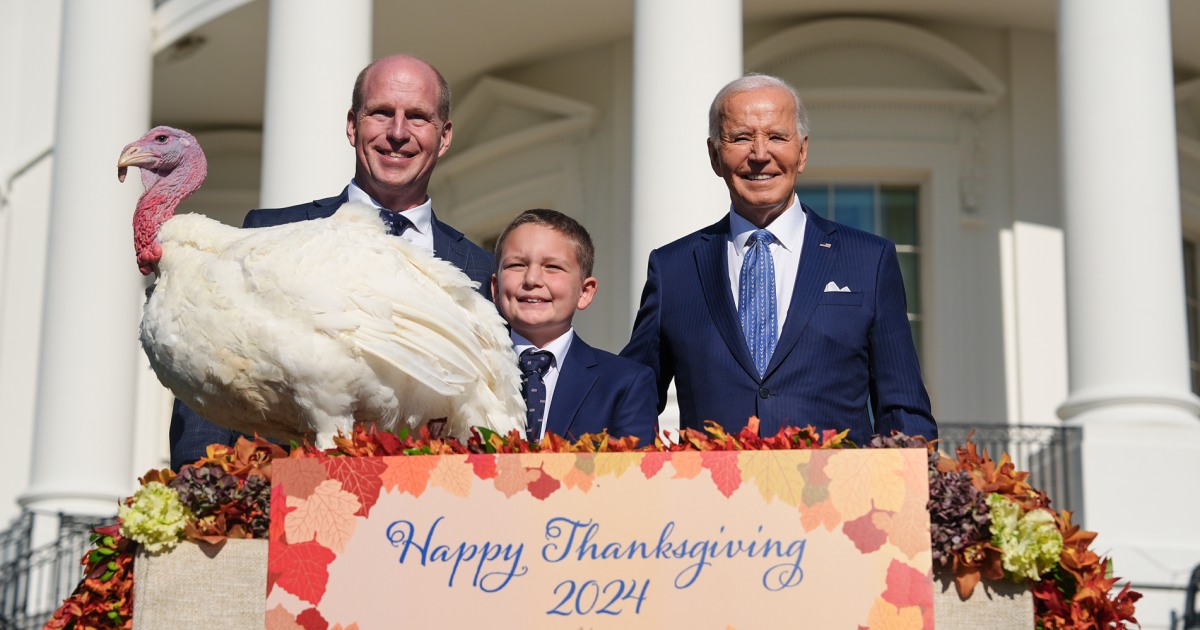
325;457;386;517
701;450;742;497
270;484;294;545
881;560;933;610
842;509;887;554
807;450;833;485
640;451;671;479
278;458;329;500
526;468;562;500
269;540;337;606
467;454;498;479
296;607;329;630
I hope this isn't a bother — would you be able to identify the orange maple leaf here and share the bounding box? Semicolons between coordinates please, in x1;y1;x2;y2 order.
520;453;576;481
669;451;704;479
799;499;842;532
493;455;537;497
428;455;474;497
560;462;595;492
265;604;303;630
378;456;441;497
865;599;924;630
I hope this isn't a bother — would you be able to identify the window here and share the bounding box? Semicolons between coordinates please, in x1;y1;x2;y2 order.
1186;239;1199;394
795;184;923;355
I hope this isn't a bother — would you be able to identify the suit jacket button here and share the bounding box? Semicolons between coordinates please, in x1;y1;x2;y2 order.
758;387;770;399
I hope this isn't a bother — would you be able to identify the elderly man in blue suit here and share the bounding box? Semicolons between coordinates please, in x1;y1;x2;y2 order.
169;55;493;470
621;74;936;445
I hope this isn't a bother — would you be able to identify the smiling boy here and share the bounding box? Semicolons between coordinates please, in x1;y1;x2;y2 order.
492;210;657;445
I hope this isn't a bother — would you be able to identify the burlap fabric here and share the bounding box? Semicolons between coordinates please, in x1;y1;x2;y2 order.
933;573;1034;628
133;539;267;629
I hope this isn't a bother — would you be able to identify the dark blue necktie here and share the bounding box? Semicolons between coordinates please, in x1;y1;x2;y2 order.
739;229;778;377
379;209;414;236
519;349;553;442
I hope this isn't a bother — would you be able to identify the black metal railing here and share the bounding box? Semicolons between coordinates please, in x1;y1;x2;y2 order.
937;422;1083;519
0;512;115;630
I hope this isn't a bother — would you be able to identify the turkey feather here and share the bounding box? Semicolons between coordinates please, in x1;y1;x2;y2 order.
119;127;524;447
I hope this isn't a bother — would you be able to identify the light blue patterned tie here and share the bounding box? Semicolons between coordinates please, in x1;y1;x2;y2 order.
739;229;778;377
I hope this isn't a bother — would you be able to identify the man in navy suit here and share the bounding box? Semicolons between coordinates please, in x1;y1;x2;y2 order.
621;74;936;446
170;55;493;469
492;210;657;445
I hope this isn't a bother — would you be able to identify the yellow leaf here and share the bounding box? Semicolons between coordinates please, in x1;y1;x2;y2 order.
826;450;906;520
593;452;641;479
428;455;473;497
737;451;807;507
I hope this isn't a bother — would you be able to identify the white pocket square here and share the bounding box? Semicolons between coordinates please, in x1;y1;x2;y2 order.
824;281;851;293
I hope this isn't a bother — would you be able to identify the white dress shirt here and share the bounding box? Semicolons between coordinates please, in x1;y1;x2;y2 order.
348;179;435;252
726;194;807;336
511;328;575;440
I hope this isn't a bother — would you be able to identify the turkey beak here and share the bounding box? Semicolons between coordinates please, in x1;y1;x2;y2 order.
117;145;155;183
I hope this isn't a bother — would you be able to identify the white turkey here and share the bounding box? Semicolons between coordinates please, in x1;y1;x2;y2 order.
117;125;524;447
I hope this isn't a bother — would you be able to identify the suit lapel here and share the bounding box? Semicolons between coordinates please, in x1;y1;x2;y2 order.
695;218;761;381
765;207;838;378
429;209;466;266
547;338;598;438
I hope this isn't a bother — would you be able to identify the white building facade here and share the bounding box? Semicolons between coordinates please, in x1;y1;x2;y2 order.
2;0;1199;625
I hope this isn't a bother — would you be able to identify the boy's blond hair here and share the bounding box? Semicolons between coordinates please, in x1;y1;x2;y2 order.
494;209;595;277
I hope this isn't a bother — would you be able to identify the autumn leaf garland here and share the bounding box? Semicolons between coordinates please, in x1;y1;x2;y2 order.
46;421;1140;630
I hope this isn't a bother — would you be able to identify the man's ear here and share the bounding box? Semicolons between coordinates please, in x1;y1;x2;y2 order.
707;138;723;177
576;277;598;311
346;109;358;147
437;119;453;157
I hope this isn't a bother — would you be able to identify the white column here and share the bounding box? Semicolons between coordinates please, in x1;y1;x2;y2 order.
630;0;742;305
19;0;152;518
1057;0;1200;618
630;0;741;435
259;0;372;207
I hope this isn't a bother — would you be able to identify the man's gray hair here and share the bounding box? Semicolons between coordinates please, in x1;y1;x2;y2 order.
708;73;808;141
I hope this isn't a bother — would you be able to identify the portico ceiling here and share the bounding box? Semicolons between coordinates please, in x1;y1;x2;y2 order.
150;0;1200;128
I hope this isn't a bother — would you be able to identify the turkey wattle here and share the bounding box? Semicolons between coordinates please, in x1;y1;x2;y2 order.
117;126;524;447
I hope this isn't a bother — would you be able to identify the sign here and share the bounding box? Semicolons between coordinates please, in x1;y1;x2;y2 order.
266;449;933;629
